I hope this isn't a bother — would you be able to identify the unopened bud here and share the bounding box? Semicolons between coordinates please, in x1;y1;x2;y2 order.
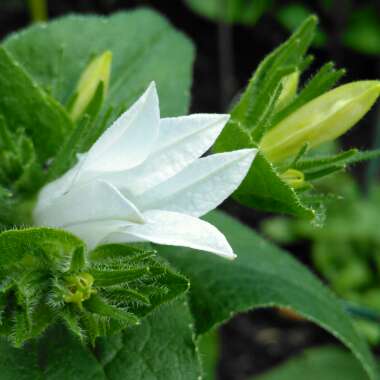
261;81;380;163
70;51;112;121
280;168;305;189
64;272;96;307
276;71;299;111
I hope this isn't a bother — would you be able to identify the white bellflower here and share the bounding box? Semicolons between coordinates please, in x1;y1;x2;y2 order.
34;83;257;259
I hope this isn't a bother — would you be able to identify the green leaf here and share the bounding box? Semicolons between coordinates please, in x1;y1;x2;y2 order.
160;211;378;380
0;326;106;380
185;0;271;25
96;298;202;380
3;9;194;118
255;346;369;380
0;47;73;163
0;299;201;379
0;227;83;268
198;330;220;380
0;116;45;194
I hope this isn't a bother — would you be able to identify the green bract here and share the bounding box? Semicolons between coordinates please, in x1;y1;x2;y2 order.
0;228;188;346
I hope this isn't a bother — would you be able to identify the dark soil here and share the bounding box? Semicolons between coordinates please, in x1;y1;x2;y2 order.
0;1;379;379
218;309;337;380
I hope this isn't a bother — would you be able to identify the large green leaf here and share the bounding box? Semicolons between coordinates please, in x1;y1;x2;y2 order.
3;8;194;118
96;298;201;380
0;326;105;380
0;299;201;380
0;47;73;162
160;211;378;380
255;346;369;380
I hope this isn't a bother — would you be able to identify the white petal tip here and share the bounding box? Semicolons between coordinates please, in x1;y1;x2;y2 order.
240;148;259;163
146;81;157;94
225;252;237;260
143;81;159;108
218;113;231;123
212;243;236;260
245;147;259;156
208;113;230;129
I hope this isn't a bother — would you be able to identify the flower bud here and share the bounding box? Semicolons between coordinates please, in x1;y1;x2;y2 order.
275;71;299;111
280;168;305;189
261;81;380;163
63;272;96;308
70;50;112;121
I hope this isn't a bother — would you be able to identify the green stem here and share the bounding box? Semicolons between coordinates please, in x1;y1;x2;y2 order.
27;0;48;23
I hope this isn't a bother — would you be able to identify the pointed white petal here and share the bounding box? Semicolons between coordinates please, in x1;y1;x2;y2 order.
136;149;257;217
34;180;144;228
103;210;236;259
65;220;132;250
104;114;230;195
35;154;88;210
81;82;160;173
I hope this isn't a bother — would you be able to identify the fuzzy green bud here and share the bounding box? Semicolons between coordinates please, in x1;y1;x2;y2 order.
64;273;96;308
70;50;112;121
275;70;299;111
261;81;380;163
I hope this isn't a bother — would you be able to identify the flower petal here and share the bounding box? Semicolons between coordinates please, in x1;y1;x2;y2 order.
136;149;257;217
35;154;88;210
65;220;132;249
80;82;160;173
103;210;235;259
34;180;144;228
104;114;230;195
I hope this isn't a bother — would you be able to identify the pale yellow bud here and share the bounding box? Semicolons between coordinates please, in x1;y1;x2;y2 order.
280;168;305;189
261;81;380;163
275;71;299;111
70;51;112;121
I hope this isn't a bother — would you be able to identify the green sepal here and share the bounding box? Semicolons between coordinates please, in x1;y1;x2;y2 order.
295;149;380;181
230;15;316;129
84;295;139;324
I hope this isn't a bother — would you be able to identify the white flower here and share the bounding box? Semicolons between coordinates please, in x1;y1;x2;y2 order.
34;83;257;259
